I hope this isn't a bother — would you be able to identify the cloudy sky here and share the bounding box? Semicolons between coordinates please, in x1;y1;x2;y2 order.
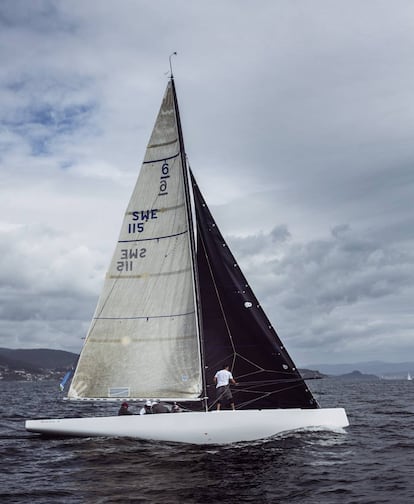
1;0;414;365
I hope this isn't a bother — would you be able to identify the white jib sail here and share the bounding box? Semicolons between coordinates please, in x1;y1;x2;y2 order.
68;82;202;400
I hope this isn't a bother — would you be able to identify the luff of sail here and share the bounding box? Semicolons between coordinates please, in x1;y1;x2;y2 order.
68;82;202;401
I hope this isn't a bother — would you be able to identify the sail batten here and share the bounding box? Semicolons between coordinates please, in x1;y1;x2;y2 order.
94;311;196;321
118;230;188;244
143;152;180;164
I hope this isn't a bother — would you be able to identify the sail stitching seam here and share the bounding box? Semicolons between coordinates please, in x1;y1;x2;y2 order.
143;151;180;164
148;138;178;148
118;229;188;243
93;310;195;320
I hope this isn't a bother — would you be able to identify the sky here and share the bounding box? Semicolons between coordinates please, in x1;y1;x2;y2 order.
1;0;414;366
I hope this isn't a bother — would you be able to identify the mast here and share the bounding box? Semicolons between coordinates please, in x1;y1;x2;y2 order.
170;77;208;410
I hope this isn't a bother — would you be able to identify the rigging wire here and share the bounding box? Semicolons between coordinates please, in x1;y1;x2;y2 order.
198;222;237;368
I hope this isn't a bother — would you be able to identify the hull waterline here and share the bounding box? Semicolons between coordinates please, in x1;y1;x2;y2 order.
26;408;349;445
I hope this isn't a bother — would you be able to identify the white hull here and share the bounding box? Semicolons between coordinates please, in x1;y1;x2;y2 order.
26;408;348;445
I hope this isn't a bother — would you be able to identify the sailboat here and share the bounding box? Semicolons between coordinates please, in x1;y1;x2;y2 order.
408;373;412;381
26;77;349;444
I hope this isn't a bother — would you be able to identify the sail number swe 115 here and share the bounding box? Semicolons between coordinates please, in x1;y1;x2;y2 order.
127;209;158;234
117;208;158;272
117;247;146;272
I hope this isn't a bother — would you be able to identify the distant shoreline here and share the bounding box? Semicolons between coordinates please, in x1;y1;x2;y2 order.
1;348;413;382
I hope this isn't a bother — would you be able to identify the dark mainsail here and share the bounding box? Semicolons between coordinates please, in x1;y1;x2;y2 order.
190;172;318;410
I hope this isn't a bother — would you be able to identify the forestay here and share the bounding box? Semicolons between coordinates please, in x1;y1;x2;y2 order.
68;82;202;400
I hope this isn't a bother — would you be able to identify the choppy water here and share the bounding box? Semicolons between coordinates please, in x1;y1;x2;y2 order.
1;378;414;503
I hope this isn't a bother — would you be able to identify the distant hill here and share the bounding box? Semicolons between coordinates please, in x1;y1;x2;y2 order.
303;361;414;377
299;368;326;380
0;353;41;373
0;348;78;371
329;370;380;381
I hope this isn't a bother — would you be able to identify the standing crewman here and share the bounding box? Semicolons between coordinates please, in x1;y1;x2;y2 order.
214;364;237;411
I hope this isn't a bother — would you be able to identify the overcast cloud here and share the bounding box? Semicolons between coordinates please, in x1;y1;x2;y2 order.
1;0;414;365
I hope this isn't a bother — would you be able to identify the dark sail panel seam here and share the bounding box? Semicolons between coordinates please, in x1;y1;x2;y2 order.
93;310;195;320
118;229;188;243
143;151;180;164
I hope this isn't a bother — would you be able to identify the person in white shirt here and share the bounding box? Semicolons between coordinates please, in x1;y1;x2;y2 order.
214;364;237;410
139;400;153;415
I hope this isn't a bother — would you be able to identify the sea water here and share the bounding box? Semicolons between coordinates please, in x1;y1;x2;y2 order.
1;378;414;503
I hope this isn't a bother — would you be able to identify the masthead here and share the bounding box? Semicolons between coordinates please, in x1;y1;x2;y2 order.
169;52;177;79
